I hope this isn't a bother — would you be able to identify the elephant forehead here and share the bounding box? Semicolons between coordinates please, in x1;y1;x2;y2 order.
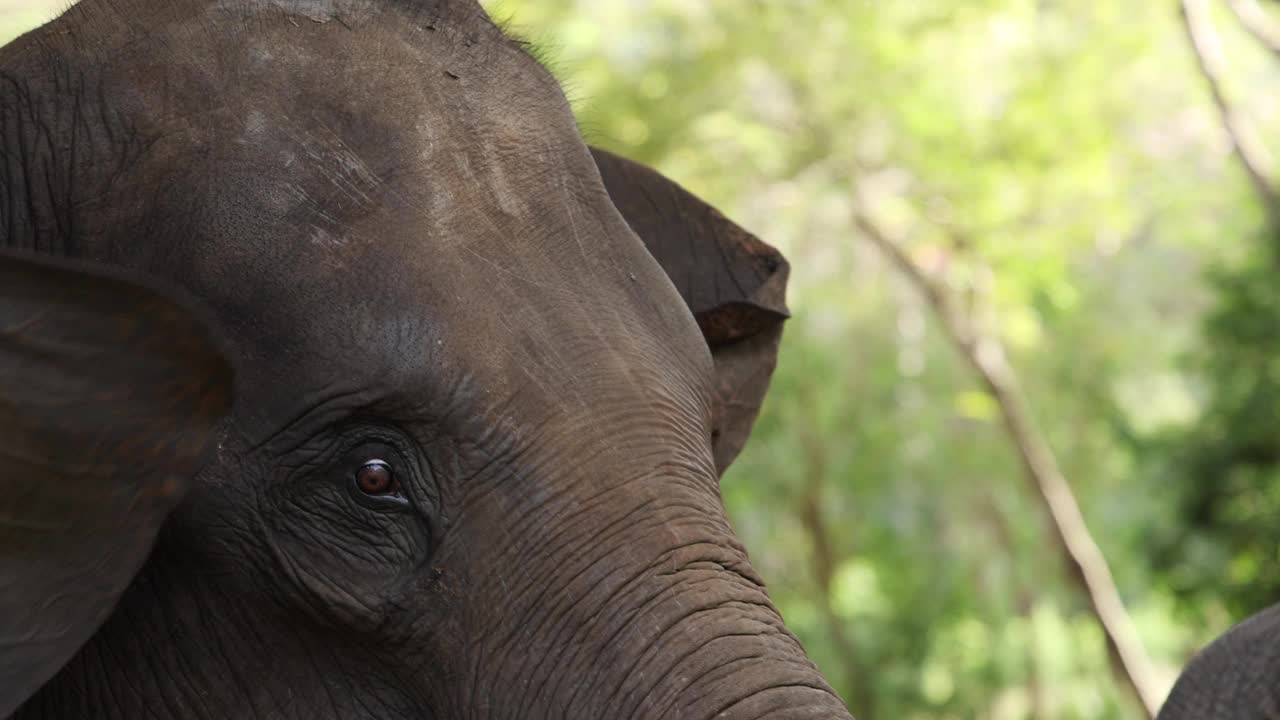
180;188;703;443
170;125;693;413
66;0;711;431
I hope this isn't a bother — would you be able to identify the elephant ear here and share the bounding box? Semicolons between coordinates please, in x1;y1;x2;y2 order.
591;147;789;475
0;249;233;716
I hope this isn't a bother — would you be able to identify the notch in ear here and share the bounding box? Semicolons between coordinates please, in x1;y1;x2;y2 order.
0;249;234;715
591;147;790;476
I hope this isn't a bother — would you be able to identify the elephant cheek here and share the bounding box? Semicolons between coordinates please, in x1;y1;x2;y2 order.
261;482;431;629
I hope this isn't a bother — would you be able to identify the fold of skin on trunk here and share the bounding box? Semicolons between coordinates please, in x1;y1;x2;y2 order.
439;389;850;718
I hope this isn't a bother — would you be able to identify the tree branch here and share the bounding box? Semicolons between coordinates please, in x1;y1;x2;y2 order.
1181;0;1280;219
855;213;1163;718
1226;0;1280;57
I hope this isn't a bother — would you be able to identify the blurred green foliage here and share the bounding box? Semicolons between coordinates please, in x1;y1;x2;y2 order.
8;0;1280;717
1147;231;1280;618
0;2;55;47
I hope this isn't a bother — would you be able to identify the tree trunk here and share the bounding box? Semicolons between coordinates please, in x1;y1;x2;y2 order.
855;214;1163;718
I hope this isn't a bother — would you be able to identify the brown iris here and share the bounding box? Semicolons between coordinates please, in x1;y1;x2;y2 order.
355;460;396;495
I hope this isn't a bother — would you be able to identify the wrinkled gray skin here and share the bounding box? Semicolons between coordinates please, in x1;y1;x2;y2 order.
1157;603;1280;720
0;0;854;718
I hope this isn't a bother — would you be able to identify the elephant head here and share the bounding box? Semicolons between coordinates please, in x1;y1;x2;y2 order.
0;1;853;718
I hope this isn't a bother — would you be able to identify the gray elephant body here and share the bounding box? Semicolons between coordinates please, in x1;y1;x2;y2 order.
0;1;852;718
1158;603;1280;719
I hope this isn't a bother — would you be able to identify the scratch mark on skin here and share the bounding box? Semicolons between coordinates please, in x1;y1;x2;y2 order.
310;120;380;194
466;199;513;244
458;243;578;302
456;285;563;404
274;113;382;210
461;245;545;289
308;225;349;250
282;184;337;224
243;110;268;139
550;171;639;398
561;175;587;262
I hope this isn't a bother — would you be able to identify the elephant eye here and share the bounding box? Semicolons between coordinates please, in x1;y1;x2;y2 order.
354;460;397;495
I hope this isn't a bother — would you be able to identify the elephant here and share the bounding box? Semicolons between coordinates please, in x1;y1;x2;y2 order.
1157;603;1280;719
0;0;854;718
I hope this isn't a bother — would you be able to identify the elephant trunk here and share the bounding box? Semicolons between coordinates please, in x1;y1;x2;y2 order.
574;561;854;719
433;316;851;717
451;457;854;718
